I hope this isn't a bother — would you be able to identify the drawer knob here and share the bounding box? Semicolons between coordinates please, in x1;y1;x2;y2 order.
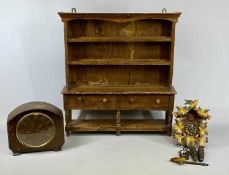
103;98;108;103
155;98;160;104
130;98;135;103
77;97;82;102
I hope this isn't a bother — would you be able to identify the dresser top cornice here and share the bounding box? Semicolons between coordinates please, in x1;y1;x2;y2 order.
58;12;181;22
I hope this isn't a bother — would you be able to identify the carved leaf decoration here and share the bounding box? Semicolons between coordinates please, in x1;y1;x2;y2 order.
190;99;199;109
175;134;184;145
199;121;207;128
185;100;193;105
170;157;186;165
199;137;208;147
199;121;208;136
176;106;189;116
174;119;184;134
185;99;198;108
199;127;208;136
197;107;211;120
185;136;196;147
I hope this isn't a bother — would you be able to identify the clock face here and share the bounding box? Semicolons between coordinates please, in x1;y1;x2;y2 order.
16;112;56;148
184;120;199;136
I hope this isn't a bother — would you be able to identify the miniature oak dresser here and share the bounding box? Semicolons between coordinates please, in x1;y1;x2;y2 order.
58;12;181;136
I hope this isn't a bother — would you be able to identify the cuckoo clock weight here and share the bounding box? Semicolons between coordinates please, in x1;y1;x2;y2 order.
7;102;65;155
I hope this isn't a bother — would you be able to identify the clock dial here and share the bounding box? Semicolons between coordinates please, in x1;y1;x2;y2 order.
184;120;199;136
16;112;56;148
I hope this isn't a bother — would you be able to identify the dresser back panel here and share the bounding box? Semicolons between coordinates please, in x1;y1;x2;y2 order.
69;65;169;86
68;19;172;38
69;42;170;60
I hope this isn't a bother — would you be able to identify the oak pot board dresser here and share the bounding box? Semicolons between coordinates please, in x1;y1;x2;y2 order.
58;12;181;136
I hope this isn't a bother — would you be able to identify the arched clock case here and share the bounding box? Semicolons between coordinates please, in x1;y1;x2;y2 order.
7;102;64;155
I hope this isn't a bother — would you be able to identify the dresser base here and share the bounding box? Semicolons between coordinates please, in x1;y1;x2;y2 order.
63;86;175;136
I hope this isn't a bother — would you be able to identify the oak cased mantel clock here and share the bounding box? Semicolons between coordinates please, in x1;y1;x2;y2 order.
7;102;64;155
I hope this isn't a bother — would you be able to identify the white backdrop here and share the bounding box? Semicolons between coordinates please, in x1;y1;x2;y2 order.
0;1;229;175
1;0;229;117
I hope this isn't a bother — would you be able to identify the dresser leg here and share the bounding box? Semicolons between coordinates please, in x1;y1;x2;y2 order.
65;110;72;136
166;111;173;136
116;110;121;136
66;130;71;137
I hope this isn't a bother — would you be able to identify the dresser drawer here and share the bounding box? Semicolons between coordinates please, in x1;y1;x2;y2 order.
68;95;117;110
119;95;170;110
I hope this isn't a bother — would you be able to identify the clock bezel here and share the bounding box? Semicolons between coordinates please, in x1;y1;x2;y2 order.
16;112;56;148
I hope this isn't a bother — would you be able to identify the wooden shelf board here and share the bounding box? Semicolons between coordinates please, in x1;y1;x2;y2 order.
68;59;171;66
67;36;171;43
62;85;176;95
67;119;168;132
68;119;116;132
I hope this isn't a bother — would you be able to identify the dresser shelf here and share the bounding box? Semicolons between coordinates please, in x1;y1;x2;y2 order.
62;85;176;95
67;36;172;43
68;59;171;66
67;119;168;132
